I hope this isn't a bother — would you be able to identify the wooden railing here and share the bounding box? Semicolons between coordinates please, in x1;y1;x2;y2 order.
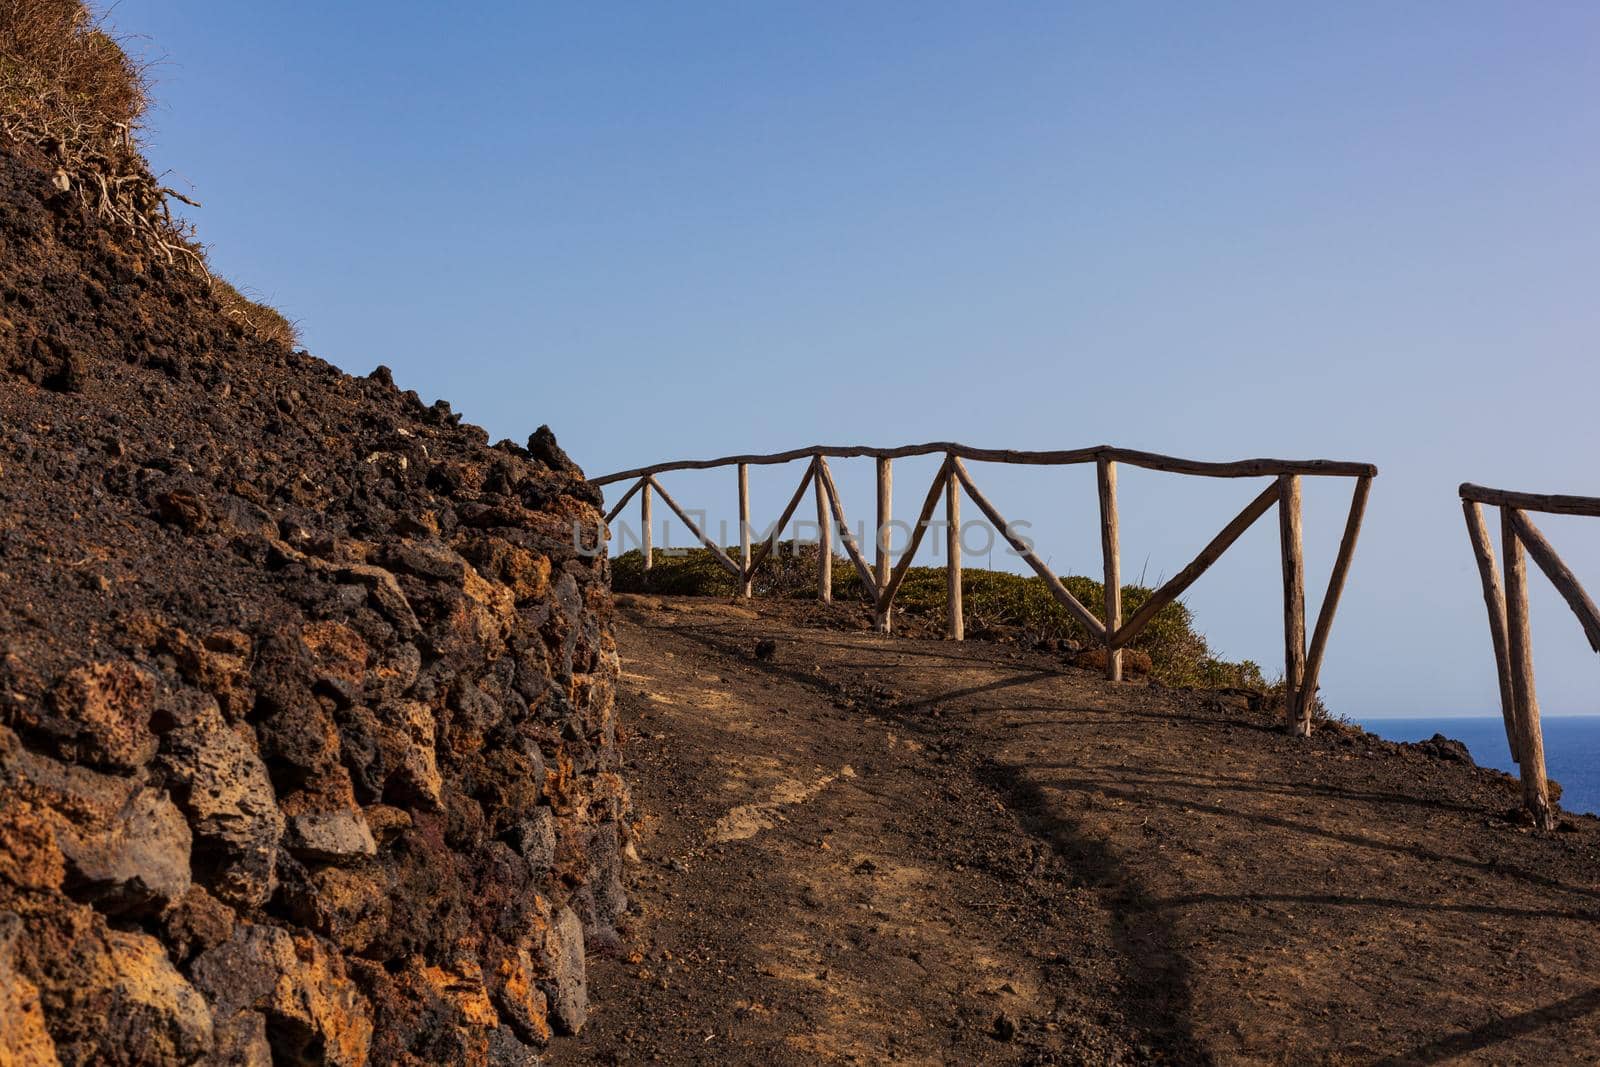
1460;483;1600;828
596;444;1377;735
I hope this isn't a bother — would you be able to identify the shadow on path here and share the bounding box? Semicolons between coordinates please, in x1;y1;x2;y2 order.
1030;770;1600;904
979;756;1212;1064
667;617;1214;1064
1371;984;1600;1066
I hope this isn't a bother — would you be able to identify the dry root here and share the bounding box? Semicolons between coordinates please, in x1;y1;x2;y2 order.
2;1;298;346
1;0;202;270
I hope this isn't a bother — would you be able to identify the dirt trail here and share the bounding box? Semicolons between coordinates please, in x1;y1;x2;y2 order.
551;596;1600;1066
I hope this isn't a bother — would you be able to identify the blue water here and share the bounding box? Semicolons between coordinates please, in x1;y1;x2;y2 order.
1361;716;1600;817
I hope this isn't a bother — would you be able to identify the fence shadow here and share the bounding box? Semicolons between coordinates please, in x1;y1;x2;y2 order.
666;616;1214;1063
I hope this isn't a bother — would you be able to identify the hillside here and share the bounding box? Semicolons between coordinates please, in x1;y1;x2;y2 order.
0;5;624;1063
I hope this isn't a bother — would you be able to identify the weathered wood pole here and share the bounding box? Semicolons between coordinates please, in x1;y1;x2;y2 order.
1509;508;1600;652
1502;508;1554;828
641;480;654;576
815;457;878;593
1111;481;1279;648
738;463;752;598
1278;474;1307;734
875;457;893;633
1299;474;1372;734
946;461;963;641
743;463;816;580
951;460;1106;639
603;476;646;525
1463;500;1519;761
813;458;832;603
647;477;742;576
1097;458;1122;681
878;458;953;610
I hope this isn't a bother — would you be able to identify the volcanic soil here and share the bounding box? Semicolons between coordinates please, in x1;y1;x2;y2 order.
550;594;1600;1066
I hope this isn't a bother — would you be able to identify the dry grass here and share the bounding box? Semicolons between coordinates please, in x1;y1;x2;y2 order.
1;1;298;348
211;276;300;348
0;0;147;128
0;0;200;265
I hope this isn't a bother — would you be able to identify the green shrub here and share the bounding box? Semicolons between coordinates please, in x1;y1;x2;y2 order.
612;543;1269;692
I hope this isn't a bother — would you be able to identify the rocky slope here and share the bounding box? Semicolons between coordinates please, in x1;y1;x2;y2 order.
0;134;626;1064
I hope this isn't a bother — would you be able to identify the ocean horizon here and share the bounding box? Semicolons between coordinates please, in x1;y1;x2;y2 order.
1359;714;1600;817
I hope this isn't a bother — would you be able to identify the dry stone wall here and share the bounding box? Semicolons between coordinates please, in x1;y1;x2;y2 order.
0;142;627;1065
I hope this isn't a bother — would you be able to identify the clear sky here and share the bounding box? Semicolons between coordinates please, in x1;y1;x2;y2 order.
114;1;1600;719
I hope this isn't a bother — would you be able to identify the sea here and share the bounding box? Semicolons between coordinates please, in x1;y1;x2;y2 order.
1360;715;1600;817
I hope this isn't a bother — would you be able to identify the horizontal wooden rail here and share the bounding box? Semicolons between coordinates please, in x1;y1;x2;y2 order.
596;443;1377;486
1460;483;1600;518
1459;483;1600;830
609;443;1374;739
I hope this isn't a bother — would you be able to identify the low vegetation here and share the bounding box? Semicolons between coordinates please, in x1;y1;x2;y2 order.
211;275;300;348
613;542;1270;692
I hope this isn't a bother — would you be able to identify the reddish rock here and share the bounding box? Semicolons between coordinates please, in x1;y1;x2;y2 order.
25;905;215;1065
158;701;284;910
0;800;66;894
160;886;236;964
492;943;553;1045
283;865;390;954
285;809;378;865
172;630;255;722
2;728;190;915
190;924;372;1067
43;662;157;771
56;782;191;916
0;913;58;1067
377;700;445;810
301;621;371;692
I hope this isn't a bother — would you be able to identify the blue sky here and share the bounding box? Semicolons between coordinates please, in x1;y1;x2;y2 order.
115;2;1600;719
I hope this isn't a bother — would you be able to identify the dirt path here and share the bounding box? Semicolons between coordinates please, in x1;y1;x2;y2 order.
550;597;1600;1065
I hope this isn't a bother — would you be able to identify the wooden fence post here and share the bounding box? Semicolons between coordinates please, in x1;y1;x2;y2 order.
641;481;653;577
1463;500;1519;761
946;459;963;640
1098;458;1122;681
1502;508;1554;828
813;458;832;603
875;457;892;633
953;460;1107;640
738;463;752;598
1299;474;1372;734
1278;474;1307;735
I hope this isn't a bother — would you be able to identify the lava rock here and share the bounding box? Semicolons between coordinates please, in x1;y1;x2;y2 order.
191;923;372;1066
285;809;378;865
1410;734;1474;765
542;906;589;1035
